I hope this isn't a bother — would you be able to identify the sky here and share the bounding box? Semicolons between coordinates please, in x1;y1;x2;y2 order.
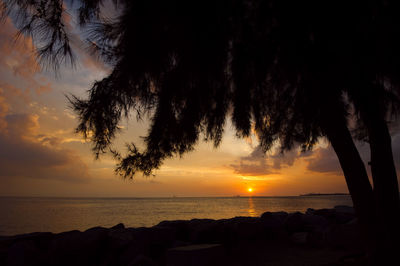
0;6;399;197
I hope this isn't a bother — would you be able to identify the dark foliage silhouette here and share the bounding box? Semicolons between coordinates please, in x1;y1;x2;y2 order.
2;0;400;263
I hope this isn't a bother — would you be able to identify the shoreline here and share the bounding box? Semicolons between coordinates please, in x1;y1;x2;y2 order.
0;205;364;266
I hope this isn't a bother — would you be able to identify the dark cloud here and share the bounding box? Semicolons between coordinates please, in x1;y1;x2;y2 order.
232;133;400;178
230;146;274;176
0;112;90;182
305;147;341;174
270;148;312;169
231;145;312;176
304;136;400;179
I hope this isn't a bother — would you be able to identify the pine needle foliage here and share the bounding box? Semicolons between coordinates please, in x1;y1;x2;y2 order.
2;0;400;178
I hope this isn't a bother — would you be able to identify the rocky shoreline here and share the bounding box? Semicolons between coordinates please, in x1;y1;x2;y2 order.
0;205;365;266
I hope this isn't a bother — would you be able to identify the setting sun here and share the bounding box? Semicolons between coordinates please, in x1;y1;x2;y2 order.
248;188;253;192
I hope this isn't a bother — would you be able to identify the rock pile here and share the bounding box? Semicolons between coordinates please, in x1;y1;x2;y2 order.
0;205;362;266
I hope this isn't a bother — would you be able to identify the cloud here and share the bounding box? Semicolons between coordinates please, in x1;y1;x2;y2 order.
0;89;9;131
305;146;342;174
34;82;53;95
0;83;30;104
230;145;312;176
0;104;90;182
304;137;400;177
230;146;275;176
0;18;53;94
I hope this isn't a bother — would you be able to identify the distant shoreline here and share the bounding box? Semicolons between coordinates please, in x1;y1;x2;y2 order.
299;193;349;196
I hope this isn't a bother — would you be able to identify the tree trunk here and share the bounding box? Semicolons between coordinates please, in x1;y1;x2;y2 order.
351;81;400;263
321;112;378;261
363;108;400;262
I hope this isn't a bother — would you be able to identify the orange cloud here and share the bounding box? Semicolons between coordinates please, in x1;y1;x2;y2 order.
0;18;53;94
0;18;38;72
34;82;53;95
0;110;90;182
0;88;9;132
0;83;30;103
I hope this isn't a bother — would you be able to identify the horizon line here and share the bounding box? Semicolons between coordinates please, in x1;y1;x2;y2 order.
0;194;350;199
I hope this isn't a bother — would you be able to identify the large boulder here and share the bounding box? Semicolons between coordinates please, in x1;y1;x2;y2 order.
46;227;109;266
313;207;355;224
219;217;266;241
284;212;305;233
0;232;53;250
301;214;330;231
326;223;362;251
166;244;224;266
187;219;222;243
118;226;175;266
260;211;288;228
6;240;39;266
156;220;191;242
127;254;157;266
290;232;308;245
334;205;355;215
0;232;54;266
108;226;134;250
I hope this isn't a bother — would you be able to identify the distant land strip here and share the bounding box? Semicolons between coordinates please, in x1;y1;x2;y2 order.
299;193;349;196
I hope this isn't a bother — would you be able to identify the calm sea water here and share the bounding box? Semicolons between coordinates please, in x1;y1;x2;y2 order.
0;196;352;236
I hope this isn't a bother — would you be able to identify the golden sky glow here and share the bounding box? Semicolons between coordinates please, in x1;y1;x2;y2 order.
1;13;398;198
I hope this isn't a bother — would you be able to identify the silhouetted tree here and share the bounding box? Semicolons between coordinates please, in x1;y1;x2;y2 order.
2;0;400;262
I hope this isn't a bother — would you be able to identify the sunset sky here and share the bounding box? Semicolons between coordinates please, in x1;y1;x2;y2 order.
1;9;399;197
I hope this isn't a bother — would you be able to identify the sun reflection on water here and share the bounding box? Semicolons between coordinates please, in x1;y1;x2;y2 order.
248;196;256;217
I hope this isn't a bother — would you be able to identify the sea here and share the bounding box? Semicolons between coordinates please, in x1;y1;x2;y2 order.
0;195;352;236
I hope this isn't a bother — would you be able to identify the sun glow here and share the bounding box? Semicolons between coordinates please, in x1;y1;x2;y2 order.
248;188;253;192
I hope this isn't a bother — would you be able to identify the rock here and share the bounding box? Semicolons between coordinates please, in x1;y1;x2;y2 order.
166;244;224;266
188;219;221;243
220;217;265;241
118;226;175;266
306;208;315;215
260;212;289;241
307;227;329;247
111;223;125;230
261;211;288;228
0;232;54;265
313;208;355;224
302;214;330;231
235;217;265;240
290;232;308;245
119;243;145;266
347;218;358;225
128;254;157;266
313;208;337;220
284;212;305;233
1;232;54;266
156;220;191;241
6;240;40;266
47;228;109;266
285;212;331;234
0;206;361;266
108;227;134;249
132;226;175;247
0;232;53;250
334;205;355;215
326;224;362;251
